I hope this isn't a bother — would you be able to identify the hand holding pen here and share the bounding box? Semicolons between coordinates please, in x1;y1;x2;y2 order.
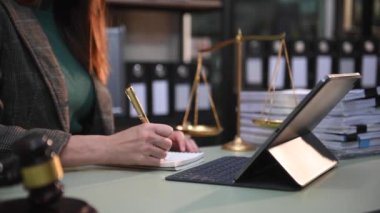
59;88;196;168
125;86;199;153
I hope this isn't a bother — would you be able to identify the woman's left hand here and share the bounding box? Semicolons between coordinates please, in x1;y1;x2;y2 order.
169;131;199;152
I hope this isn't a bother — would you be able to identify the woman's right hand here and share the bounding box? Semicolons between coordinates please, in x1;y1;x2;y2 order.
60;123;174;167
104;123;173;166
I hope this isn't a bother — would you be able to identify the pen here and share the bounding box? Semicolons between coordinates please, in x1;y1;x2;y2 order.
125;86;150;123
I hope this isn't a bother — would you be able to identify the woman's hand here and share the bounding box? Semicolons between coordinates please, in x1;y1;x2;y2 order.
60;123;174;167
103;123;175;166
169;131;199;153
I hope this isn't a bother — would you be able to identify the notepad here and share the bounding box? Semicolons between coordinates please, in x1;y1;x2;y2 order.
129;152;205;171
159;152;205;171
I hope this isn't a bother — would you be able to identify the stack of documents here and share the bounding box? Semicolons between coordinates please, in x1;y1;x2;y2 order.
239;89;309;146
314;86;380;159
240;86;380;159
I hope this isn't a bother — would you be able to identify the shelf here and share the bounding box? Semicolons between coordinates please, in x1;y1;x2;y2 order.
106;0;222;11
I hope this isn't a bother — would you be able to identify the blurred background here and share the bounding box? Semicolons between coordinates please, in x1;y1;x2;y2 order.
106;0;380;145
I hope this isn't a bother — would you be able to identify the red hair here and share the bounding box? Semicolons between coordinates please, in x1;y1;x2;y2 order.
53;0;109;85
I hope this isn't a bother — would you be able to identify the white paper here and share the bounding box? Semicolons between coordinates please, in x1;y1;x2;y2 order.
268;56;286;89
291;56;308;88
339;58;355;73
361;55;378;88
175;84;190;111
152;80;169;116
160;152;204;167
245;57;263;85
316;55;332;83
129;83;148;117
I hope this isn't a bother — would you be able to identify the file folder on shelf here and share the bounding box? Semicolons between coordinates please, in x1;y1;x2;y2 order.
268;40;286;89
172;64;196;120
244;40;268;89
314;39;334;84
359;39;378;88
197;64;212;111
126;63;149;121
289;39;310;89
337;40;357;75
150;63;172;118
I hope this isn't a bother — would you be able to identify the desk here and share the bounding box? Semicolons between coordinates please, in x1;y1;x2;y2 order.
1;146;380;213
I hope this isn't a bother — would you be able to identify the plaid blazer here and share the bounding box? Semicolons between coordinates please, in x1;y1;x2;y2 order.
0;0;114;154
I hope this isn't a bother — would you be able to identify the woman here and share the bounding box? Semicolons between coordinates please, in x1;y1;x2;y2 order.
0;0;198;167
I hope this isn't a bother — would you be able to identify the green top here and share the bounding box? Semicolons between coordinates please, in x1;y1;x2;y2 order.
34;9;95;134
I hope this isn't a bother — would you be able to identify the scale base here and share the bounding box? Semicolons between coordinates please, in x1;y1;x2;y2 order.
222;136;256;151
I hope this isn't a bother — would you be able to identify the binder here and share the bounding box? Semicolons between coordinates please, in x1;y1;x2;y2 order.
289;39;309;88
172;63;196;119
195;62;214;127
267;40;286;89
337;39;357;74
150;63;172;118
244;40;268;89
197;64;211;111
314;39;334;84
359;39;378;88
126;63;149;121
107;26;126;115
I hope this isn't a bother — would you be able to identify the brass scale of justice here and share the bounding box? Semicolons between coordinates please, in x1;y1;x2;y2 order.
177;30;299;152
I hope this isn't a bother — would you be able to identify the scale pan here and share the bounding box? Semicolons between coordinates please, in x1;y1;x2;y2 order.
252;118;282;128
176;124;223;137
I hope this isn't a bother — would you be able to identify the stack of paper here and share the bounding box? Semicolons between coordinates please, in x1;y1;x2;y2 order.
239;89;309;146
314;86;380;159
240;86;380;159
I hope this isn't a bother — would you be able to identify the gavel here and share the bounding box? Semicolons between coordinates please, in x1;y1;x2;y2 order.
0;133;96;212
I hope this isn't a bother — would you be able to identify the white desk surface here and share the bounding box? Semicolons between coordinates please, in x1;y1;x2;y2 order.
1;145;380;213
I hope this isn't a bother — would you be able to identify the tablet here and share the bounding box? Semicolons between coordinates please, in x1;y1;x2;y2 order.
166;73;361;190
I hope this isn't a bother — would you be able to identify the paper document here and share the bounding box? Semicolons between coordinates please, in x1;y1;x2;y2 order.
160;152;204;168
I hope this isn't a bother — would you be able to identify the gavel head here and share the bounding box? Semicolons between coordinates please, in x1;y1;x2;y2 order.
12;133;64;206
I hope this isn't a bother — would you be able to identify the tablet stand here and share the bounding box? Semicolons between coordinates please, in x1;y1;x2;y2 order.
236;131;337;190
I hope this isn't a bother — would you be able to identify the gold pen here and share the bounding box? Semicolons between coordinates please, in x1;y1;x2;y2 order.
125;86;150;123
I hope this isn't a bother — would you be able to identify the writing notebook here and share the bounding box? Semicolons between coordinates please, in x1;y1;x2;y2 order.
133;152;204;171
166;73;361;191
160;152;204;170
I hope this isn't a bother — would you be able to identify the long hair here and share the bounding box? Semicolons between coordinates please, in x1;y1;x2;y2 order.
53;0;109;85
